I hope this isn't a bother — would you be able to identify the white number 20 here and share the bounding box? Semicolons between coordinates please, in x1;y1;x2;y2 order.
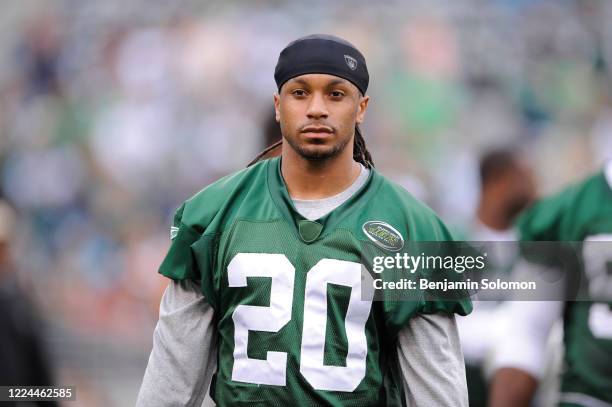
227;253;373;392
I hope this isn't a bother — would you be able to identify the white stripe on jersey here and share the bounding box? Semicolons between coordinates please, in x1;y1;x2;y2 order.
605;161;612;189
559;392;612;407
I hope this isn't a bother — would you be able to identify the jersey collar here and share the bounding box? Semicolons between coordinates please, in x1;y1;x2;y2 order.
266;156;381;243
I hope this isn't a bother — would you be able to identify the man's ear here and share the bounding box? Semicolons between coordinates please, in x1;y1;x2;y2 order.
273;93;281;122
356;95;370;124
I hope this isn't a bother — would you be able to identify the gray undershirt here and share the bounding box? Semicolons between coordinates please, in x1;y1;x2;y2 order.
292;163;370;221
136;164;467;407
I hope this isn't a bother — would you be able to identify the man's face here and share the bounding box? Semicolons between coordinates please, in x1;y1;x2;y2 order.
274;74;369;161
501;160;537;219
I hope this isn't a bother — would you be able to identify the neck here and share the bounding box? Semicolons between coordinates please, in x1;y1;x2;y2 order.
476;199;511;231
281;145;361;200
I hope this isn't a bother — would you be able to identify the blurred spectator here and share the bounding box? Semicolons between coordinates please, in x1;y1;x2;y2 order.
17;14;63;99
0;200;57;406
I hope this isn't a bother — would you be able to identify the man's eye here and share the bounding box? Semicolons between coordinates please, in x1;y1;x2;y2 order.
292;89;307;96
330;91;344;98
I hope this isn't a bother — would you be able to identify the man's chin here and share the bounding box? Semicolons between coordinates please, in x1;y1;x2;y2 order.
284;134;350;162
294;145;339;161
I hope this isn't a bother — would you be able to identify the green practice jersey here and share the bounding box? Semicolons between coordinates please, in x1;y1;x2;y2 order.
517;163;612;406
158;157;471;406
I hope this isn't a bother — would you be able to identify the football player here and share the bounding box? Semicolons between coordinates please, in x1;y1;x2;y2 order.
456;148;536;407
137;34;472;406
489;161;612;407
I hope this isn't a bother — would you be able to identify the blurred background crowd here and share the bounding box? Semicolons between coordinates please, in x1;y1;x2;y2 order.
1;0;611;405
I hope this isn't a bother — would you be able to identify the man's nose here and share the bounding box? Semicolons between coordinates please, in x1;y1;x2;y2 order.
306;93;329;120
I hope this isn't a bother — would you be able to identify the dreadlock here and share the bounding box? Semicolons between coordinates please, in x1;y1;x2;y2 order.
247;139;282;167
353;124;374;169
247;126;374;169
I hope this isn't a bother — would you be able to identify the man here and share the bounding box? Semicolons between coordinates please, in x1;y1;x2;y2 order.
137;34;471;406
471;148;536;240
489;161;612;407
456;148;536;407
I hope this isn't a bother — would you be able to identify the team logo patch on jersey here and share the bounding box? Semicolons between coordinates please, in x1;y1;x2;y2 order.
362;221;404;251
344;54;358;70
170;226;179;240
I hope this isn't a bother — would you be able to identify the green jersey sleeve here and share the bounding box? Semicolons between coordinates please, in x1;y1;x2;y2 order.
516;185;577;241
372;180;473;335
420;217;473;316
158;203;203;281
517;170;610;242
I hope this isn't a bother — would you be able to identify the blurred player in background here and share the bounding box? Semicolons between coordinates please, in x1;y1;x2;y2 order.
470;148;536;241
137;34;472;406
0;200;57;406
457;148;536;407
456;148;537;406
489;161;612;407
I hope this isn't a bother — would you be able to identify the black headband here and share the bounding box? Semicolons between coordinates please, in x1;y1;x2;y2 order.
274;34;369;95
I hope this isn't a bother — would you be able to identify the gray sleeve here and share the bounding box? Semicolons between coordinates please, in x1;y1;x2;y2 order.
397;313;468;407
136;279;217;407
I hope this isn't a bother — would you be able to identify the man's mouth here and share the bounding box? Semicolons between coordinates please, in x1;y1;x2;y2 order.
301;126;334;136
301;125;333;133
